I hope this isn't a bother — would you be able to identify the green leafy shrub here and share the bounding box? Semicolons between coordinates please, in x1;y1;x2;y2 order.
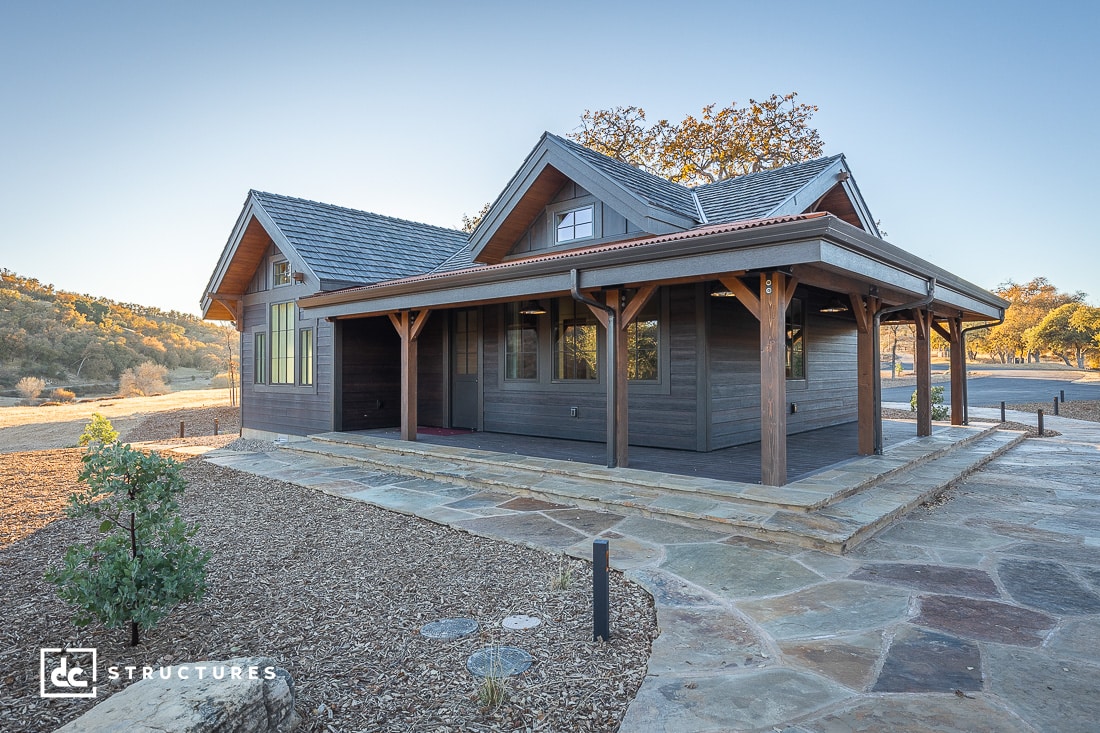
45;443;210;646
910;385;950;420
78;413;118;446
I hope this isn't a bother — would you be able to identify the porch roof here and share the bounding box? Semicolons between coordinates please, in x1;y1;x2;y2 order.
297;213;1007;321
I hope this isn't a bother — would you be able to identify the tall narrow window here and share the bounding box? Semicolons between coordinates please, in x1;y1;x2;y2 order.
270;302;295;384
505;303;538;380
627;297;659;381
454;309;478;376
555;205;594;244
298;328;314;385
553;297;598;380
786;297;805;380
254;333;267;384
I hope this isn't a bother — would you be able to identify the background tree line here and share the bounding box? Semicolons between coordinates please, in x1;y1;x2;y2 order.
0;269;234;390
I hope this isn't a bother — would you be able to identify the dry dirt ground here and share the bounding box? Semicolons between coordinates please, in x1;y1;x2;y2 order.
0;389;235;453
0;407;656;732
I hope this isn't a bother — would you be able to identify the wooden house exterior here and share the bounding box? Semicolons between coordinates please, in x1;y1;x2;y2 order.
202;133;1006;485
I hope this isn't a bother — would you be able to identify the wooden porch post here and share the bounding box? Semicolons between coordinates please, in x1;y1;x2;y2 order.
388;309;432;442
914;308;933;437
760;272;789;486
719;273;794;486
949;318;965;425
850;294;879;455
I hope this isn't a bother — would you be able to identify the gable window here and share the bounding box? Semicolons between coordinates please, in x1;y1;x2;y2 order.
786;297;805;380
627;297;660;381
553;297;598;380
298;328;314;386
254;333;267;384
555;205;594;244
273;260;291;287
270;302;295;384
505;302;539;380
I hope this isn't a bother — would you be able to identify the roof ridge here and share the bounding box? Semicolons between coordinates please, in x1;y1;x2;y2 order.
250;190;466;236
546;132;693;194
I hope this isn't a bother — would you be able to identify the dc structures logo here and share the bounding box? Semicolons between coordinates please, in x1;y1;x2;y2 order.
40;648;97;698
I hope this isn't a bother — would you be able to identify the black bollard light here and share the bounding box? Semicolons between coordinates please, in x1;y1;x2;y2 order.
1061;389;1066;403
593;539;610;642
1054;397;1060;416
1038;409;1044;436
1000;401;1006;423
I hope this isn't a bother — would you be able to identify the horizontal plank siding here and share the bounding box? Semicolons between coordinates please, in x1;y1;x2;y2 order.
709;289;858;449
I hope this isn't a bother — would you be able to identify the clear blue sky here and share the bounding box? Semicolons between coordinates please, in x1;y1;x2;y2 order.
2;1;1096;316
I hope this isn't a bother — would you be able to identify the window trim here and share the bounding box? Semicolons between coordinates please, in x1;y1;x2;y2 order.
298;327;314;386
546;198;602;247
272;259;292;288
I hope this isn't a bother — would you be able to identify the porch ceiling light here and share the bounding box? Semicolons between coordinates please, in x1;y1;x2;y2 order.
710;284;736;298
820;297;851;314
518;300;547;315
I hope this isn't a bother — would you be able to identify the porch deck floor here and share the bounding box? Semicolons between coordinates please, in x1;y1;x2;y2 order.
359;419;936;484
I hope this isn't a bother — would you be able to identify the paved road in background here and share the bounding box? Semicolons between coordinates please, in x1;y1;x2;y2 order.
881;370;1100;406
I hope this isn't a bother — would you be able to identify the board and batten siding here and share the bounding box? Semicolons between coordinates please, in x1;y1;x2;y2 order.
506;182;642;258
480;285;700;450
708;289;858;449
239;245;335;436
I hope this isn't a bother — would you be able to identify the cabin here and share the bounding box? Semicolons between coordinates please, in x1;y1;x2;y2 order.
202;133;1006;486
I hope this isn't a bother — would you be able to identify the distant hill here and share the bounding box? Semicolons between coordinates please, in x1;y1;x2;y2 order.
0;269;233;390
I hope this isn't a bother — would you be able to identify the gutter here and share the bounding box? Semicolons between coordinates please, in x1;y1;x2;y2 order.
872;277;936;454
570;269;619;469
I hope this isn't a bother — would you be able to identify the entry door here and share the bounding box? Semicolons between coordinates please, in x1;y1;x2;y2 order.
451;309;479;429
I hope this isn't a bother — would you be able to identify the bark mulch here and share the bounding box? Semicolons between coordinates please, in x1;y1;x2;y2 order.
0;443;655;732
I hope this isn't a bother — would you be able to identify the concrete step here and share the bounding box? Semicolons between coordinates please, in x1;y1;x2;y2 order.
282;425;1026;553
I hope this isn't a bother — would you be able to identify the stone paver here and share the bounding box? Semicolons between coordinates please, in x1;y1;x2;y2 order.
202;406;1100;731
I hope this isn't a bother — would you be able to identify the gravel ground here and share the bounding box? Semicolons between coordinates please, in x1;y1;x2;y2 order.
0;445;655;732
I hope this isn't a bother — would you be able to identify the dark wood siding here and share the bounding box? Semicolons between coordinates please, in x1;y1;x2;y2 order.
708;289;858;449
338;316;401;431
416;312;447;428
481;285;699;450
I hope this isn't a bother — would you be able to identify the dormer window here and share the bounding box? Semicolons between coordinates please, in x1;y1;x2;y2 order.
555;205;594;244
273;260;291;287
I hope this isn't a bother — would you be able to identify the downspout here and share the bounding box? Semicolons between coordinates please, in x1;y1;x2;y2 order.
872;278;936;454
571;269;618;469
960;312;1004;424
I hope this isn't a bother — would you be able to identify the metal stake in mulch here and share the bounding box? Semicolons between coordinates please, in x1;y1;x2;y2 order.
593;539;610;642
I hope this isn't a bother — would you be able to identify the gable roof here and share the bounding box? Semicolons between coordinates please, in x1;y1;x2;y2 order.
251;191;468;287
547;134;700;220
695;155;840;222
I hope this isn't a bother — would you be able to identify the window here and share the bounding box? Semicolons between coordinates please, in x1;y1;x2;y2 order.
454;309;478;376
254;333;267;384
298;328;314;385
273;260;291;286
553;297;598;380
270;302;295;384
555;205;594;244
505;303;538;380
627;298;659;381
786;297;805;380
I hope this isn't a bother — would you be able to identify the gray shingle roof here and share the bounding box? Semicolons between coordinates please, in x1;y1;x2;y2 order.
252;191;468;286
548;134;701;221
693;155;843;224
